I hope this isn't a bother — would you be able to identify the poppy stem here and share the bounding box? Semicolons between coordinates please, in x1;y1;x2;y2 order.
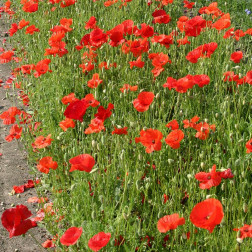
28;231;45;252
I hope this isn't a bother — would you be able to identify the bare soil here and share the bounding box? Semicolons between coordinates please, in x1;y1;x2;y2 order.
0;6;48;252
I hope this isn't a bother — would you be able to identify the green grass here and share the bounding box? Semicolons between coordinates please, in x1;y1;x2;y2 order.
2;0;251;251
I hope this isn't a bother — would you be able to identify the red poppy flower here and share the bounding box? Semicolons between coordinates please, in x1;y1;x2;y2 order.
166;119;179;130
21;64;35;75
190;198;224;233
42;239;55;248
184;16;206;37
157;213;185;233
22;1;38;13
60;227;83;246
18;19;30;29
88;232;111;251
245;138;252;153
88;73;103;88
1;205;37;238
212;13;231;30
234;30;245;41
69;154;95;172
84;118;105;134
195;164;222;189
60;0;76;8
193;74;210;87
175;75;194;93
59;117;75;131
5;124;22;142
163;77;177;89
37;156;58;174
230;51;243;63
223;71;239;82
25;25;40;35
165;129;184;149
152;9;171;24
61;92;78;105
129;56;145;69
94;103;114;122
177;36;190;47
89;28;108;48
151;34;173;48
219;168;234;179
64;99;88;122
129;38;149;57
112;126;128;135
148;52;171;68
85;16;97;30
13;185;25;194
107;24;125;47
183;0;195;9
134;23;154;38
135;128;163;153
245;70;252;85
120;84;138;93
84;94;100;107
27;197;48;204
9;23;18;37
233;224;252;239
0;50;14;63
34;59;52;78
133;91;154;112
32;134;53;150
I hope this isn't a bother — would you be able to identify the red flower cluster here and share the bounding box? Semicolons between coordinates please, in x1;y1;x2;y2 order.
163;74;210;93
183;116;215;140
186;42;218;63
195;164;234;189
45;18;72;57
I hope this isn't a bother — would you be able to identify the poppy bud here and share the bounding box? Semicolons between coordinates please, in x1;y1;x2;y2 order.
168;159;174;164
138;154;142;160
91;210;95;219
120;151;124;160
182;232;187;239
200;162;205;168
215;113;219;118
243;203;248;213
130;121;136;127
236;238;243;244
187;174;193;180
155;93;160;99
221;183;225;191
233;65;240;69
92;140;97;148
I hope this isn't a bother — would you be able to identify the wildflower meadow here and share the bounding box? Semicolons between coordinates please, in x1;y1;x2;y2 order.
0;0;251;251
